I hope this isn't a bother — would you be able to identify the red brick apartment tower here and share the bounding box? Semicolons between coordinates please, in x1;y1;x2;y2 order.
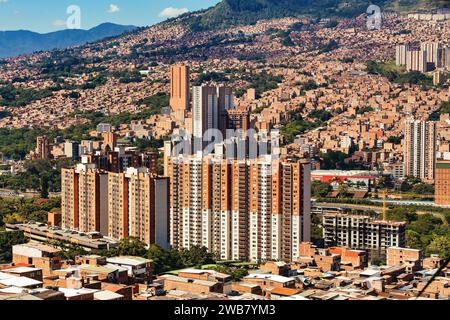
231;160;249;261
108;168;169;246
168;155;311;262
61;165;108;235
61;168;79;229
435;160;450;206
170;64;190;121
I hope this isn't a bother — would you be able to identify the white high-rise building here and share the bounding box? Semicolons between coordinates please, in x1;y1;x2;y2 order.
395;44;410;66
421;42;442;68
192;85;219;152
404;119;437;183
406;49;428;72
443;46;450;70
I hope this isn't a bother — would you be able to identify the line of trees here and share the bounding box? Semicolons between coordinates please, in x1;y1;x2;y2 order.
53;237;218;276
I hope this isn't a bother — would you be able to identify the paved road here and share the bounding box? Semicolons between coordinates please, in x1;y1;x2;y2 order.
315;198;439;210
370;199;435;207
0;190;24;198
314;202;383;212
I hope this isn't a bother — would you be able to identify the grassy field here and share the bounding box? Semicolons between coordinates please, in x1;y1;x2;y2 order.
376;61;406;73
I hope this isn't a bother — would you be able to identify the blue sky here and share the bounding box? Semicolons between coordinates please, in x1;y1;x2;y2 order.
0;0;220;33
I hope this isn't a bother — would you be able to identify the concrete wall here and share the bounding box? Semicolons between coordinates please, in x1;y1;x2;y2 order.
154;178;169;249
99;173;109;236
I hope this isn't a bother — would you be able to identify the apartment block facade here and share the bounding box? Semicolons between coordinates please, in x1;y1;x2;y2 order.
323;213;406;258
404;119;437;182
62;165;169;248
386;247;422;267
108;168;169;248
192;85;219;142
395;44;410;66
168;155;311;262
61;164;109;235
170;64;190;120
35;136;51;160
192;85;235;147
406;49;428;72
435;160;450;206
421;42;442;68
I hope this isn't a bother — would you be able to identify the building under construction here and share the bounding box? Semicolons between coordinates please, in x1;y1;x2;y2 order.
322;213;407;261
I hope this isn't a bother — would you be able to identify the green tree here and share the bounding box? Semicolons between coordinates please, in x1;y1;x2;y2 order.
40;175;49;199
387;136;401;145
386;208;416;223
427;236;450;259
406;230;422;249
338;184;349;198
319;151;366;170
146;244;168;274
0;231;26;263
311;181;331;197
2;213;25;224
146;244;184;275
409;215;440;235
308;109;332;122
55;242;87;261
411;183;434;195
180;246;215;268
115;237;147;257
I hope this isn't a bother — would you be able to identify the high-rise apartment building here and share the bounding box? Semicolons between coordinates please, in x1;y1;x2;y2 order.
217;85;234;113
399;42;446;71
170;64;190;120
96;123;113;133
442;47;450;70
395;44;410;66
35;136;51;160
62;164;169;247
323;213;406;258
406;49;428;72
108;168;169;248
404;119;437;182
83;150;158;174
421;42;442;68
102;132;117;151
64;141;80;161
435;160;450;206
192;85;219;151
217;85;234;134
433;70;446;85
168;155;311;262
221;109;250;136
443;46;450;70
61;164;109;235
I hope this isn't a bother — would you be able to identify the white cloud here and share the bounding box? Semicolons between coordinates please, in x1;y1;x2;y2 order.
159;7;189;19
107;4;120;13
0;0;9;3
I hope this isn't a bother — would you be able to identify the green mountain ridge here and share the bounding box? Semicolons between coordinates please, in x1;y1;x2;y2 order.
180;0;449;31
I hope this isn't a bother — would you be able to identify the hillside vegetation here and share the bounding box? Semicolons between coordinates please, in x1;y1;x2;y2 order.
181;0;447;31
